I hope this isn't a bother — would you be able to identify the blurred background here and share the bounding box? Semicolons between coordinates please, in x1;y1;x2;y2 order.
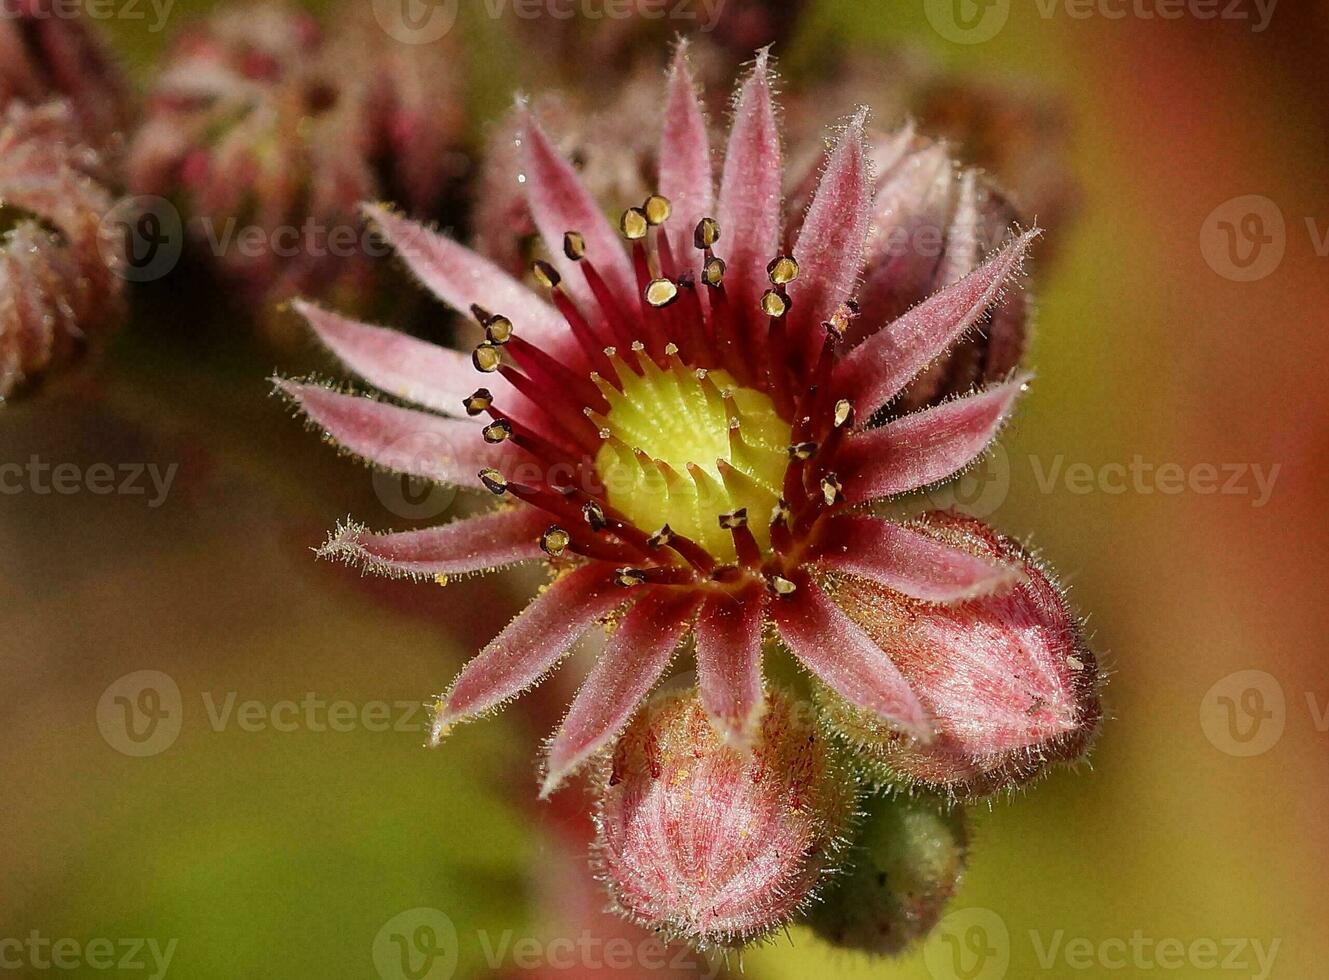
3;0;1327;977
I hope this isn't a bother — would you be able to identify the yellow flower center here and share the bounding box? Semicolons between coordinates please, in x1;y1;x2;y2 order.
593;354;791;562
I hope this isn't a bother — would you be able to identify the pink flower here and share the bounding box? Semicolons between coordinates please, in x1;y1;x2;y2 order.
1;101;123;400
281;48;1096;797
594;685;854;946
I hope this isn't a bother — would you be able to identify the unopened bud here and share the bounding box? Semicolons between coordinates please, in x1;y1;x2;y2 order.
595;686;856;947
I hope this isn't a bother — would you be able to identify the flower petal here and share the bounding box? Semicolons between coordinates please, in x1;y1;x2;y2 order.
517;102;637;313
840;375;1028;504
295;299;490;415
837;231;1036;418
433;565;627;737
716;50;782;327
316;508;549;580
363;203;564;344
541;589;702;797
275;379;520;489
660;42;713;281
773;578;932;742
813;514;1021;603
695;585;767;747
788;110;872;361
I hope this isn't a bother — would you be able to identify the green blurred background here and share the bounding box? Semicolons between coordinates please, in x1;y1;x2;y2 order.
3;1;1327;977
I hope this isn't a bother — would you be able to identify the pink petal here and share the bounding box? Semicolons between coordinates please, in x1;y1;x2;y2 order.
433;565;626;736
836;232;1036;418
364;203;564;344
788;110;872;361
295;299;493;415
316;508;550;579
276;380;520;489
773;579;932;742
813;515;1021;603
695;586;767;746
840;375;1029;504
516;103;637;313
716;50;782;326
541;589;702;797
659;42;713;281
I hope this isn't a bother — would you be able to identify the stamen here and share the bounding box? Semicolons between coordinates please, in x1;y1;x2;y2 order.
645;278;679;308
540;525;571;557
718;508;749;530
472;343;503;373
531;260;561;290
482;419;512;444
484;315;514;345
788;441;818;461
767;255;800;286
820;473;843;506
478;469;508;495
834;399;854;428
620;208;649;241
766;574;798;597
583;499;608;531
694;217;721;249
643;195;672;226
615;567;648;588
563;231;587;261
760;289;790;319
701;257;726;287
463;388;493;416
648;525;674;549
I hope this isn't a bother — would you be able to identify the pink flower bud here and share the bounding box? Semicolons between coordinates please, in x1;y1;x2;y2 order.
594;686;856;947
1;101;123;400
808;792;968;956
818;511;1102;800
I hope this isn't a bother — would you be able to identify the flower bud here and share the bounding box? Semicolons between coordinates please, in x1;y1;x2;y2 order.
594;686;856;947
808;792;967;956
818;511;1102;800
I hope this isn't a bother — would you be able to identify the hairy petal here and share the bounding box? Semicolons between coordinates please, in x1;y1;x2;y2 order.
434;565;626;737
660;42;714;282
695;586;767;746
837;232;1036;417
814;515;1021;603
717;50;782;325
364;203;564;343
317;508;550;579
295;299;496;414
788;110;872;361
773;580;932;742
541;589;702;797
275;380;521;488
840;376;1028;504
517;102;637;313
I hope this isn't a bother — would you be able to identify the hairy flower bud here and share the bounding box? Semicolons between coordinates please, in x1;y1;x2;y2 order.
0;0;135;156
808;792;967;956
818;512;1102;800
594;686;856;947
1;101;123;400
